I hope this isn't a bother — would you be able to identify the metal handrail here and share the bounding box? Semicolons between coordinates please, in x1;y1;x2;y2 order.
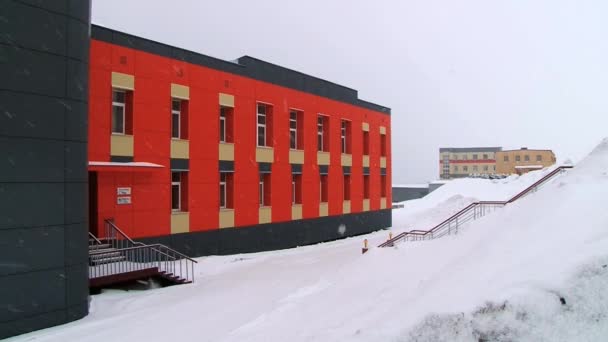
89;220;198;284
379;165;572;248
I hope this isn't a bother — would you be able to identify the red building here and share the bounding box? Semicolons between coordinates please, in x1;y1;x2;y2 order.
88;25;392;255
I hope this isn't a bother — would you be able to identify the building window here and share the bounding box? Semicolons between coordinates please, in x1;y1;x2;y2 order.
524;155;530;161
381;175;387;197
537;155;542;162
341;120;352;154
259;173;271;207
454;165;459;172
220;106;234;143
473;165;478;171
453;154;458;160
320;174;328;202
473;154;478;160
483;154;488;159
317;115;329;152
289;110;303;150
380;134;387;157
363;130;370;155
171;100;180;138
515;155;521;162
363;175;370;199
112;89;132;134
292;174;302;204
463;166;469;172
343;175;351;201
463;155;468;160
219;172;233;209
257;103;273;147
171;172;187;212
484;165;489;171
504;155;509;162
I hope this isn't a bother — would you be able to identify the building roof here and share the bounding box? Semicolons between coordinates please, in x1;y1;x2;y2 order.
91;25;390;115
439;147;502;153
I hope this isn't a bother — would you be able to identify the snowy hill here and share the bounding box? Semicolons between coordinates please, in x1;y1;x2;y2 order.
8;140;608;341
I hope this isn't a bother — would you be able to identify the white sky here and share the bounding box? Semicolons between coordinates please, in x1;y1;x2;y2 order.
92;0;608;183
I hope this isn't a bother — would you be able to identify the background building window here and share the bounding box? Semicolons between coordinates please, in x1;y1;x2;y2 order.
454;165;459;172
525;155;530;161
320;174;329;202
464;166;469;172
537;155;542;161
112;89;132;134
220;172;233;209
484;165;489;171
257;103;273;147
483;154;488;159
473;154;478;160
317;115;329;152
473;165;478;171
220;106;234;143
343;175;351;201
504;155;509;162
515;155;521;162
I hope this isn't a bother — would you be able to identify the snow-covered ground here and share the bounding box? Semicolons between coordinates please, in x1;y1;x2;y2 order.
8;141;608;341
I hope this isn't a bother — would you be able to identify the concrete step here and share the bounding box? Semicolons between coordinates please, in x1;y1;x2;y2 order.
89;244;111;250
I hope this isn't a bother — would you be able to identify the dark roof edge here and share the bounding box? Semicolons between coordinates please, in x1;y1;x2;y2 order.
91;24;391;115
440;147;503;152
498;149;555;153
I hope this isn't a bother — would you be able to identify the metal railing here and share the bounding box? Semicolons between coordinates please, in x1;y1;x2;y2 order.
379;165;573;248
89;219;198;284
89;243;197;284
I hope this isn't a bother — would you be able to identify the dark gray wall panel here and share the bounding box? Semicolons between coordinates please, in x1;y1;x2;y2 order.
0;137;65;183
0;1;90;338
0;183;65;230
0;226;65;276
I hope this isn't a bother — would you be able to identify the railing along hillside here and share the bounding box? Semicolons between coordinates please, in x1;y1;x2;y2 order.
378;166;573;248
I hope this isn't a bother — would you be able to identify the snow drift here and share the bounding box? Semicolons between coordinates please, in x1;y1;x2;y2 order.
7;139;608;342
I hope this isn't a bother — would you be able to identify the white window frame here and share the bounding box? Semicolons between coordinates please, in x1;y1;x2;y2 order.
220;173;227;209
317;115;325;152
290;110;298;150
219;107;226;143
171;172;181;211
257;103;267;147
171;99;181;139
341;120;347;154
292;175;296;205
112;89;126;134
259;174;265;207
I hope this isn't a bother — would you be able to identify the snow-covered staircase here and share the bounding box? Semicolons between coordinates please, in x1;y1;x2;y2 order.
88;220;197;288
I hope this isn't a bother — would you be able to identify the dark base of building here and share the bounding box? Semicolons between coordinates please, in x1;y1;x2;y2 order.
139;209;392;257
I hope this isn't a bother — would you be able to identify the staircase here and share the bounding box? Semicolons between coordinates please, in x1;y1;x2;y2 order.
88;220;197;288
378;165;573;248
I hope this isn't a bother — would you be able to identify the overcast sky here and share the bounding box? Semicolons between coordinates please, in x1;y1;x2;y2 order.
92;0;608;183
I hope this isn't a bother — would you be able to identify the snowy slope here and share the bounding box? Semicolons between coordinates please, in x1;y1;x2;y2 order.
8;141;608;341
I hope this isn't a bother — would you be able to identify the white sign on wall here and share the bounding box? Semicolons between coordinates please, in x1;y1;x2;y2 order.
117;196;132;205
117;187;131;195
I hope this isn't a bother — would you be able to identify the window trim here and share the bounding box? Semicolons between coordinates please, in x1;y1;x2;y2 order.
219;173;227;209
171;99;181;139
112;89;126;135
171;172;181;212
219;107;226;143
257;103;267;147
289;110;298;150
259;174;265;207
341;120;347;154
317;115;325;152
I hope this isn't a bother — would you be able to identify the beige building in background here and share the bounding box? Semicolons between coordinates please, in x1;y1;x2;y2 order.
495;148;556;175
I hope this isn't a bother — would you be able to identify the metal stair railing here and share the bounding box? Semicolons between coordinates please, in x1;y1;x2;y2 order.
89;219;198;283
89;243;197;283
379;165;573;248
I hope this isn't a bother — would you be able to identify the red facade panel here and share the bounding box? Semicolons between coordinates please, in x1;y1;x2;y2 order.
89;39;391;239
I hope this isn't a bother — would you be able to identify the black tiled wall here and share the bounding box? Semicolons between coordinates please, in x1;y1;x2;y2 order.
0;0;90;339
